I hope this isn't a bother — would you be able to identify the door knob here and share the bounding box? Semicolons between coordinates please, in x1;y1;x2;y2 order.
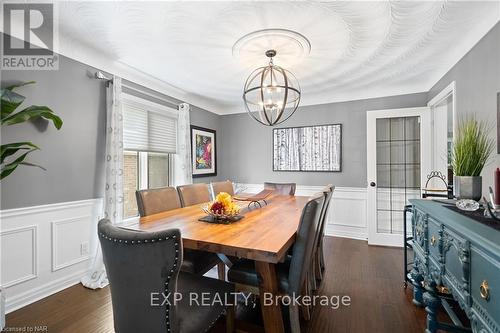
370;182;376;187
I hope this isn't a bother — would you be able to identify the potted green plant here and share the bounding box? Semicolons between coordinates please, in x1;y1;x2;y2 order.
451;117;494;201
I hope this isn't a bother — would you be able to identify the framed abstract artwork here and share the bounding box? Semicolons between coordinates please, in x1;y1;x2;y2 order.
191;125;217;178
273;124;342;172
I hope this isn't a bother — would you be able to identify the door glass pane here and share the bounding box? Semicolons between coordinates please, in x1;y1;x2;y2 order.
376;116;420;234
390;117;405;140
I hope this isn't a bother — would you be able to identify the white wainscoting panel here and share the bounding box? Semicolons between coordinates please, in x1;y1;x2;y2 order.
235;184;368;240
0;225;37;288
0;199;103;313
52;216;92;271
326;187;368;240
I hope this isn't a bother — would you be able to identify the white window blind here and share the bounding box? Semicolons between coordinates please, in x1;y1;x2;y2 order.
122;96;178;154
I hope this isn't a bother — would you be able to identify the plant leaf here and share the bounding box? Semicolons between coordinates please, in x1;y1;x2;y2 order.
1;142;40;163
5;81;36;91
2;105;63;129
19;161;46;170
451;116;494;176
0;149;38;180
1;88;25;119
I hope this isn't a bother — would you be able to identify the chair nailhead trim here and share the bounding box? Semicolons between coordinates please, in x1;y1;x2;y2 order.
164;240;179;332
204;311;224;333
99;233;173;244
98;232;179;331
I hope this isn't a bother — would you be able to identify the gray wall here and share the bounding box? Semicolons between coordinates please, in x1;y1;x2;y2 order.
428;23;500;192
1;56;107;209
190;105;223;184
219;93;428;187
1;54;221;209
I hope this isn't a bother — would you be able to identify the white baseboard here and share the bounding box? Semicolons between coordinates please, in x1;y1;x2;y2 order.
236;183;368;241
5;269;88;313
0;198;103;314
326;225;368;241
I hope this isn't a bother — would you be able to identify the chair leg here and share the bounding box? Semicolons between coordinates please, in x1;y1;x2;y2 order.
289;303;301;333
217;262;226;281
226;305;235;333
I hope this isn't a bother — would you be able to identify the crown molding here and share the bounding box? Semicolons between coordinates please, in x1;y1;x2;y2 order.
0;27;228;115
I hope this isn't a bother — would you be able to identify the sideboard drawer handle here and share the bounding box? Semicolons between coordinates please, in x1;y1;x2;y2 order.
480;280;490;301
430;235;437;246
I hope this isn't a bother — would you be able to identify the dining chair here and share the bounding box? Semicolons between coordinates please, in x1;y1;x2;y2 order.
315;185;335;284
136;187;181;216
211;180;235;197
177;183;212;207
98;219;235;333
306;184;335;294
136;187;226;280
264;182;297;195
227;192;326;333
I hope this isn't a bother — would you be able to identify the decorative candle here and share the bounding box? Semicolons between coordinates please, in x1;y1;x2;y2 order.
495;168;500;205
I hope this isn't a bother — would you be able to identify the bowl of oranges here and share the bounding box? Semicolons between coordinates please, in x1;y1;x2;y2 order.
201;192;242;223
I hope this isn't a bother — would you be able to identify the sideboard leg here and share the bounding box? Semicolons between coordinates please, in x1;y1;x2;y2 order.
423;291;440;333
412;282;424;307
409;270;424;307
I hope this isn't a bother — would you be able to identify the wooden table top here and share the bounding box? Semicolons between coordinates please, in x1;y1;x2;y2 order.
125;194;309;263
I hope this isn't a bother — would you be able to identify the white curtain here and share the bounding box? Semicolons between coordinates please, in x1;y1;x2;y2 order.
81;76;123;289
173;103;193;186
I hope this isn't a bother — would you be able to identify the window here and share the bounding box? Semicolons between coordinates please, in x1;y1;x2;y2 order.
123;151;139;218
123;151;172;219
148;152;170;188
121;94;178;219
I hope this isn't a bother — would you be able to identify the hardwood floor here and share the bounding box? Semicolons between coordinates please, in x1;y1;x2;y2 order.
6;237;430;333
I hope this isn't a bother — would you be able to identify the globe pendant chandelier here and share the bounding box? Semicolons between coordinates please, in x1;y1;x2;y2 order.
243;50;301;126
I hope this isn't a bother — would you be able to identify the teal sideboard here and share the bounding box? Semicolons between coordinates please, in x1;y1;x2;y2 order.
409;199;500;333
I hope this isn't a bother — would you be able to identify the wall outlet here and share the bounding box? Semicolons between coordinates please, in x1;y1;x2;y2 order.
80;242;90;256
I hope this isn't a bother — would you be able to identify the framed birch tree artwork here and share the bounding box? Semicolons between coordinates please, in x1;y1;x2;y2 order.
273;124;342;172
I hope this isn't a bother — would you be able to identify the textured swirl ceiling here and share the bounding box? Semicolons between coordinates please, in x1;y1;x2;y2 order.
57;1;499;114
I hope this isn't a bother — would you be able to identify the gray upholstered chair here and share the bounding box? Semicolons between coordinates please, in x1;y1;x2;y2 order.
177;183;211;207
315;185;335;284
136;187;226;280
98;219;235;333
306;185;335;294
264;182;297;195
227;192;326;333
211;180;235;197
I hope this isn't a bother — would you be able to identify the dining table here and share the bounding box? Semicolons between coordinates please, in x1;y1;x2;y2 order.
126;193;310;333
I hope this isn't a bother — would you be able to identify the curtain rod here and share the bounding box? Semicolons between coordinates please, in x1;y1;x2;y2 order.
93;71;181;109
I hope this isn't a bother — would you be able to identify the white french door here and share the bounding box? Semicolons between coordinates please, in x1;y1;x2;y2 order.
367;107;431;246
